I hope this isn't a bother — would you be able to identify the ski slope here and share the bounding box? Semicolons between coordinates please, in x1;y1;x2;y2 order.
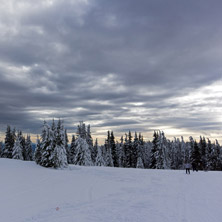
0;159;221;222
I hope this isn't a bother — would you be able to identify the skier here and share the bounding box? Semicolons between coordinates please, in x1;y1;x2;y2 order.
185;162;191;174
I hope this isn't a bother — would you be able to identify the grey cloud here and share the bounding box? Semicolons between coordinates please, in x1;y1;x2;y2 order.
0;0;222;140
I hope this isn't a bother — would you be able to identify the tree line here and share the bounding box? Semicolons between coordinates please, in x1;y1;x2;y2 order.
0;120;222;171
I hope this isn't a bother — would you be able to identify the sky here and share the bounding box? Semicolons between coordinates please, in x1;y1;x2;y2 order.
0;0;222;143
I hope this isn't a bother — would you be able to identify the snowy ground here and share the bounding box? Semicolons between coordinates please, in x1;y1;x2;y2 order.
0;159;222;222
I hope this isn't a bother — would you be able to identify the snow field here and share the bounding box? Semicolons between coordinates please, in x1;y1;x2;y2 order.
0;159;222;222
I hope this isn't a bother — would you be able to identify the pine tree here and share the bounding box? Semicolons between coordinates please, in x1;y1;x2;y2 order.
105;131;114;167
191;140;201;170
95;144;105;166
25;135;33;161
12;133;23;160
132;132;139;168
124;131;133;168
136;156;144;169
34;136;42;164
74;136;93;166
52;119;68;168
150;131;158;169
110;131;118;167
40;121;54;168
200;136;207;170
2;125;14;158
69;135;76;164
64;129;70;164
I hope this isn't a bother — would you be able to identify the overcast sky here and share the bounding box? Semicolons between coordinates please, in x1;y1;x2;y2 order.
0;0;222;142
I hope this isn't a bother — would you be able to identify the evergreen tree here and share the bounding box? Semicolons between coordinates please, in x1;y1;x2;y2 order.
69;135;77;164
191;140;201;170
74;136;93;166
132;132;139;168
136;156;144;168
40;121;55;168
64;129;70;164
25;135;33;161
150;131;158;169
206;138;213;170
12;133;23;160
52;119;68;168
124;131;133;168
34;136;42;164
110;131;118;167
199;136;207;170
2;125;14;158
95;143;105;166
105;131;114;167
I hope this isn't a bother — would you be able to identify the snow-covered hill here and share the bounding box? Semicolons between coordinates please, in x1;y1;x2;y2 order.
0;159;221;222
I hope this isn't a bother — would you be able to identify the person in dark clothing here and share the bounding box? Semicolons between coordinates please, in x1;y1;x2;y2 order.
185;163;191;174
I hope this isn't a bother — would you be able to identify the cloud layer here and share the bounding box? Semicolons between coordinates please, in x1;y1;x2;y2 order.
0;0;222;141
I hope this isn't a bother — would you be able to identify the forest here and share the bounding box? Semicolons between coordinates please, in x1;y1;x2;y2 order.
0;120;221;171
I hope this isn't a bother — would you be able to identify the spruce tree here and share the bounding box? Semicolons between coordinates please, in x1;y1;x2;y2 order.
52;119;68;168
191;140;201;170
34;136;42;165
110;131;118;167
132;132;139;168
2;125;14;158
74;136;93;166
150;131;158;169
136;156;144;169
25;135;33;161
105;131;114;167
95;144;105;166
12;133;23;160
40;121;54;168
200;136;207;170
69;135;77;164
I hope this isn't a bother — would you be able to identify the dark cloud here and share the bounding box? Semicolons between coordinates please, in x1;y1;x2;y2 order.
0;0;222;141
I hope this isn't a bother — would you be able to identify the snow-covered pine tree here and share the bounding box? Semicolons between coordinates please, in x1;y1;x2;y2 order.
77;121;87;139
2;125;14;158
12;133;23;160
150;131;158;169
25;135;33;161
199;136;207;170
87;124;95;164
40;120;55;168
132;132;139;168
110;131;118;167
105;131;114;167
214;139;222;170
92;138;99;163
63;129;70;164
34;135;42;164
136;156;144;169
52;119;68;168
95;141;105;166
124;131;133;168
206;138;214;170
69;135;76;164
155;131;164;169
74;136;93;166
191;140;201;170
119;136;126;168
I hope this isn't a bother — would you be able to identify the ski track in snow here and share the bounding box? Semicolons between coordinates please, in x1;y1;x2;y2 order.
1;159;222;222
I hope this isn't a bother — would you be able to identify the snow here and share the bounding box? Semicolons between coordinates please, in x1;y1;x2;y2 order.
0;159;222;222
